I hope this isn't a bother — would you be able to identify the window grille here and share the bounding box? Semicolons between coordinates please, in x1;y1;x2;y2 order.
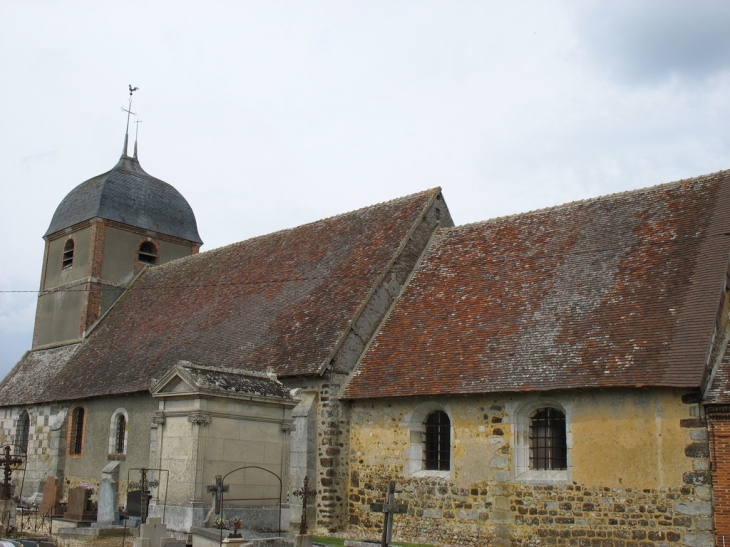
70;407;85;455
115;414;126;454
424;411;450;471
62;239;74;269
529;408;567;470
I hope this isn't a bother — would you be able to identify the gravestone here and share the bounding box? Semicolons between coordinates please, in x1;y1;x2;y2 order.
127;490;142;517
63;486;95;521
97;461;120;525
133;516;174;547
38;476;64;517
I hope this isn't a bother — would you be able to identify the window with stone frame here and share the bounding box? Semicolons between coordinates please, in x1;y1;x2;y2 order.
69;406;85;455
15;411;30;455
510;399;572;484
424;410;451;471
404;404;454;478
108;408;129;457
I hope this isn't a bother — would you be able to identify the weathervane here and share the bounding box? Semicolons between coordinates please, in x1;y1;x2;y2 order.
121;85;139;157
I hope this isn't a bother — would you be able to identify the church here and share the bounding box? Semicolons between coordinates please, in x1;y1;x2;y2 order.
2;125;730;547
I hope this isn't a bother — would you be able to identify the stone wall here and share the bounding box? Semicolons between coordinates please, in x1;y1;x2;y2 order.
0;403;66;499
346;389;713;547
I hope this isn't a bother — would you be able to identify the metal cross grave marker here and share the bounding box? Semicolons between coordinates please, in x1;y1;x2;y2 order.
0;446;23;501
129;468;160;523
292;475;316;535
206;475;229;515
369;481;408;547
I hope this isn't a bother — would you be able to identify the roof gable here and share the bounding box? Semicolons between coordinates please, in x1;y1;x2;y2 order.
344;170;730;399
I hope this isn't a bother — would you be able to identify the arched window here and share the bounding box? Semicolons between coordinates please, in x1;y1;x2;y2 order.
62;239;74;269
15;411;30;455
138;241;158;265
108;409;129;457
69;406;85;455
529;408;567;470
424;411;450;471
115;414;126;453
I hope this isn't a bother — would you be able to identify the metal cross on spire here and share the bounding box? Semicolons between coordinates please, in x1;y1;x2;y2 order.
121;85;139;157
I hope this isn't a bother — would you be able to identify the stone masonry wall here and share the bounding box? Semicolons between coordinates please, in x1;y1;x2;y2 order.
350;469;712;547
0;403;66;499
347;389;713;547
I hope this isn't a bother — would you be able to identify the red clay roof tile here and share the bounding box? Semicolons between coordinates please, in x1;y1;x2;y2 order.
343;170;730;399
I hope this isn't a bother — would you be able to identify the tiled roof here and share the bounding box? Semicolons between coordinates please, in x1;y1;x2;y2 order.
0;189;441;406
343;170;730;399
45;155;202;243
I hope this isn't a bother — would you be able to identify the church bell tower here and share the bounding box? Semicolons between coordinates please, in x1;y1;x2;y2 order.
33;88;203;349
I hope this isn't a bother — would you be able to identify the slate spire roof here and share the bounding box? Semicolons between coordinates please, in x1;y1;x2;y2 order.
343;169;730;399
44;148;202;244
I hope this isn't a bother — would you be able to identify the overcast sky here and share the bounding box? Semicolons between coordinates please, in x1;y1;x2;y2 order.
1;1;729;377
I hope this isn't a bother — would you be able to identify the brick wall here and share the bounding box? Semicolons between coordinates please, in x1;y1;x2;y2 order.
709;409;730;546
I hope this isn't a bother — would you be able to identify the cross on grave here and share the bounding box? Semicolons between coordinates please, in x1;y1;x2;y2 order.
0;446;23;501
292;475;316;535
129;468;159;523
369;481;408;547
206;475;229;516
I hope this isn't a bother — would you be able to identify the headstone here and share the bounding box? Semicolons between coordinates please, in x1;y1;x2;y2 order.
63;486;95;521
133;516;174;547
97;461;120;525
0;498;16;530
21;540;38;547
39;476;64;517
127;490;142;517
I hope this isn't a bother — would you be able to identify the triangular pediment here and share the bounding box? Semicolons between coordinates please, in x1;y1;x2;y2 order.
151;364;200;396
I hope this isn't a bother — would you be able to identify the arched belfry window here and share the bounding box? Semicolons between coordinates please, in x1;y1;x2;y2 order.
424;410;451;471
138;241;158;265
69;406;85;455
529;408;567;470
15;411;30;455
62;239;74;269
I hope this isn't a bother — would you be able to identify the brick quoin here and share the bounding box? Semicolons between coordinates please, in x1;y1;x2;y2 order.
709;412;730;546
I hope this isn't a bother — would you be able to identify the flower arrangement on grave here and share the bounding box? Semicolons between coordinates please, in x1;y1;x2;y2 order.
228;516;243;539
213;517;226;529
